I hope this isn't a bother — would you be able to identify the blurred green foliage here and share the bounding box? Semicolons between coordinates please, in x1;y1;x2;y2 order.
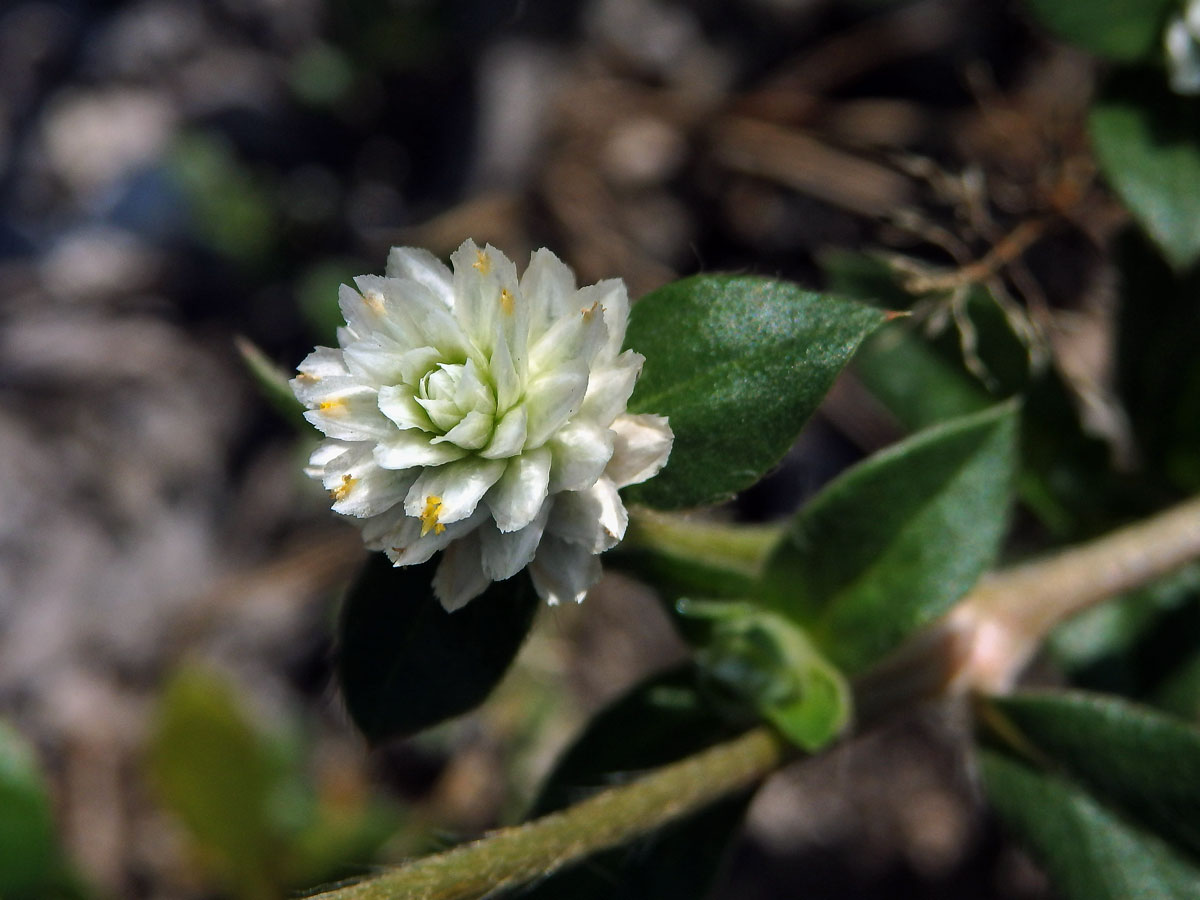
0;722;75;900
149;665;400;900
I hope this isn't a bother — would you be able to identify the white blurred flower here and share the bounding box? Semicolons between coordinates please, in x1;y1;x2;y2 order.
1166;0;1200;95
293;240;673;611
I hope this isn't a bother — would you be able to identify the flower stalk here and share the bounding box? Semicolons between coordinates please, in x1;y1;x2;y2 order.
307;493;1200;900
312;727;790;900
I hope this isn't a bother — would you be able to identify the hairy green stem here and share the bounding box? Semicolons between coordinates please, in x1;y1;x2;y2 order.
313;494;1200;900
952;492;1200;691
625;508;782;577
311;727;789;900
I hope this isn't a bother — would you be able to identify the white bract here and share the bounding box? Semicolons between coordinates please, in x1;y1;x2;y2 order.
1166;0;1200;95
293;240;673;611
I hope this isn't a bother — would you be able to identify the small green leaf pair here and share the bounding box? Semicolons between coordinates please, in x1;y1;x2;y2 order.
679;600;850;752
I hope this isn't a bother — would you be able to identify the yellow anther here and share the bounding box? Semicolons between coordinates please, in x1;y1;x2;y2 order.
330;474;356;502
420;495;446;536
581;300;600;322
499;288;515;315
318;398;347;413
472;249;491;274
364;290;385;312
296;372;320;383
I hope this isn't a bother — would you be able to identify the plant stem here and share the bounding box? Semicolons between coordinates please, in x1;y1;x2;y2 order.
312;493;1200;900
625;508;782;577
951;492;1200;691
312;727;789;900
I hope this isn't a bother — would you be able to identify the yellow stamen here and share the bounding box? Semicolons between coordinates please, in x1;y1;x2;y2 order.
472;249;491;274
499;288;515;315
364;290;385;312
420;495;446;536
318;398;347;414
296;372;320;383
581;300;600;322
330;474;356;502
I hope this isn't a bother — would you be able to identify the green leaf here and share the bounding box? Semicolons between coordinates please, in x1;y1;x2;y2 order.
235;336;305;423
0;722;61;899
1155;651;1200;722
978;690;1200;899
623;275;888;509
337;553;539;742
762;404;1017;674
1091;72;1200;271
979;750;1200;900
841;272;1121;539
680;600;851;752
1023;0;1174;61
521;666;753;900
854;320;993;426
148;665;294;898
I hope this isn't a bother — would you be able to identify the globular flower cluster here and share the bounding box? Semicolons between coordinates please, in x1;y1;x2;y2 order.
293;240;673;611
1166;0;1200;95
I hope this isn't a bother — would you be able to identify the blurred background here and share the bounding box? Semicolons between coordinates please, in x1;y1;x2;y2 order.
0;0;1118;896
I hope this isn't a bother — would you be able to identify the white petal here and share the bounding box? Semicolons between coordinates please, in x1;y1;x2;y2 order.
397;346;443;382
449;240;519;353
486;447;551;532
378;385;434;432
579;350;643;427
293;344;348;382
290;347;359;406
529;535;602;605
520;247;577;333
319;444;414;517
346;341;439;385
374;431;468;469
575;278;629;361
306;438;350;473
386;246;454;307
415;395;462;432
547;477;627;553
528;303;606;376
479;503;550;580
360;502;418;550
524;370;589;448
293;370;369;407
303;389;395;442
405;457;507;525
354;275;474;362
340;334;404;383
433;530;491;611
433;409;494;450
385;509;485;566
488;330;524;412
607;413;674;488
454;358;497;414
548;419;613;492
481;405;528;459
338;282;391;340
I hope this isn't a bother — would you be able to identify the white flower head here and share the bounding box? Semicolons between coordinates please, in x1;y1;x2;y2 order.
1167;1;1200;95
293;240;673;611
